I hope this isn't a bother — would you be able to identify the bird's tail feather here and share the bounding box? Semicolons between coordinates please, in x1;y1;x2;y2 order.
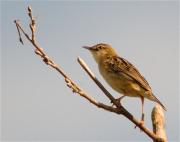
151;93;167;111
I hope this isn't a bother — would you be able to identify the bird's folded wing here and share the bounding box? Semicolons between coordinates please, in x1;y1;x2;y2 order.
106;56;152;91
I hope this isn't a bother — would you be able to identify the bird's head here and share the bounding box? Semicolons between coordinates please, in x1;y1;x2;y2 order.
83;43;117;63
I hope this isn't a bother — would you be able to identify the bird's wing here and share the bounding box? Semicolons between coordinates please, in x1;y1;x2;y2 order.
106;55;152;91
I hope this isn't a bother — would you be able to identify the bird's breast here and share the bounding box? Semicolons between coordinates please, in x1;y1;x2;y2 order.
98;63;142;97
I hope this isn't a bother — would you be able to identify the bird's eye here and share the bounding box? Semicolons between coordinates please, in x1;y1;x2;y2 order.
98;46;103;50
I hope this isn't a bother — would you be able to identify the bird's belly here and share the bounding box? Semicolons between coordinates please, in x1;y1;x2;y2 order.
100;68;142;97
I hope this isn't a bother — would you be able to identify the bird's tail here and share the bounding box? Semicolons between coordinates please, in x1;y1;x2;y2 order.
150;93;167;111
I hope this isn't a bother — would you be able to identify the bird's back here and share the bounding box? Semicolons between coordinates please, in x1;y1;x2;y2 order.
98;55;152;97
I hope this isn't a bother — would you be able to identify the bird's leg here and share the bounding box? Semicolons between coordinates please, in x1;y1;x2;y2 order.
140;96;145;125
111;96;125;106
135;96;145;129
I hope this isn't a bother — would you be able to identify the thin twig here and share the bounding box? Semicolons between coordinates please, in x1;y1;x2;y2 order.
77;57;118;106
14;6;165;142
14;20;24;45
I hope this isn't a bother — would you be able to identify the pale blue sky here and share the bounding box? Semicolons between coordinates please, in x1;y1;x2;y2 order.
1;1;179;141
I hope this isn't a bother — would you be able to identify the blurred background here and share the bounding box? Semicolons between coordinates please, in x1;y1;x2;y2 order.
1;1;179;141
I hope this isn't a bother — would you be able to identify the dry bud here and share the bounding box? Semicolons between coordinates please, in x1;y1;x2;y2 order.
28;6;32;13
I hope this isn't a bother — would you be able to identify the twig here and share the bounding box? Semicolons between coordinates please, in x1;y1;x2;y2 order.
77;57;118;106
14;20;24;45
14;6;166;142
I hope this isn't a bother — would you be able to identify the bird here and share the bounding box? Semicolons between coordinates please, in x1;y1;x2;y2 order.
83;43;166;124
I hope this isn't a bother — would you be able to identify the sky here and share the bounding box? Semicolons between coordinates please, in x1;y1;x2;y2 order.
1;1;179;142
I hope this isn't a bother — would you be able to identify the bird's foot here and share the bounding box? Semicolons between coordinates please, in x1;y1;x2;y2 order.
134;114;145;132
134;120;144;131
139;119;145;126
111;96;125;106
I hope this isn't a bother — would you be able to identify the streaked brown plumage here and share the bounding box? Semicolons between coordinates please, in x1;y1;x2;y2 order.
83;43;166;123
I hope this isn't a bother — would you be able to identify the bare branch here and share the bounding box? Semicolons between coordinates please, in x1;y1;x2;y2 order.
14;20;24;45
14;20;32;42
14;6;166;142
77;57;118;106
28;6;36;42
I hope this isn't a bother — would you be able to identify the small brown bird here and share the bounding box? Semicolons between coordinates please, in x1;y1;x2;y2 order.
83;43;166;124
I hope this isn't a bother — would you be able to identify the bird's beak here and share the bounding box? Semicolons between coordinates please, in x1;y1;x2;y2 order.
82;46;93;50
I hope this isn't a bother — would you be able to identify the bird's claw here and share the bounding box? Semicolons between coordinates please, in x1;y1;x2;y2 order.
134;119;144;132
111;96;125;106
134;116;144;132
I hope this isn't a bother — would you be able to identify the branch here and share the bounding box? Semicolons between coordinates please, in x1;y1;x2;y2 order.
14;6;166;142
77;57;119;106
14;5;116;120
152;105;167;142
